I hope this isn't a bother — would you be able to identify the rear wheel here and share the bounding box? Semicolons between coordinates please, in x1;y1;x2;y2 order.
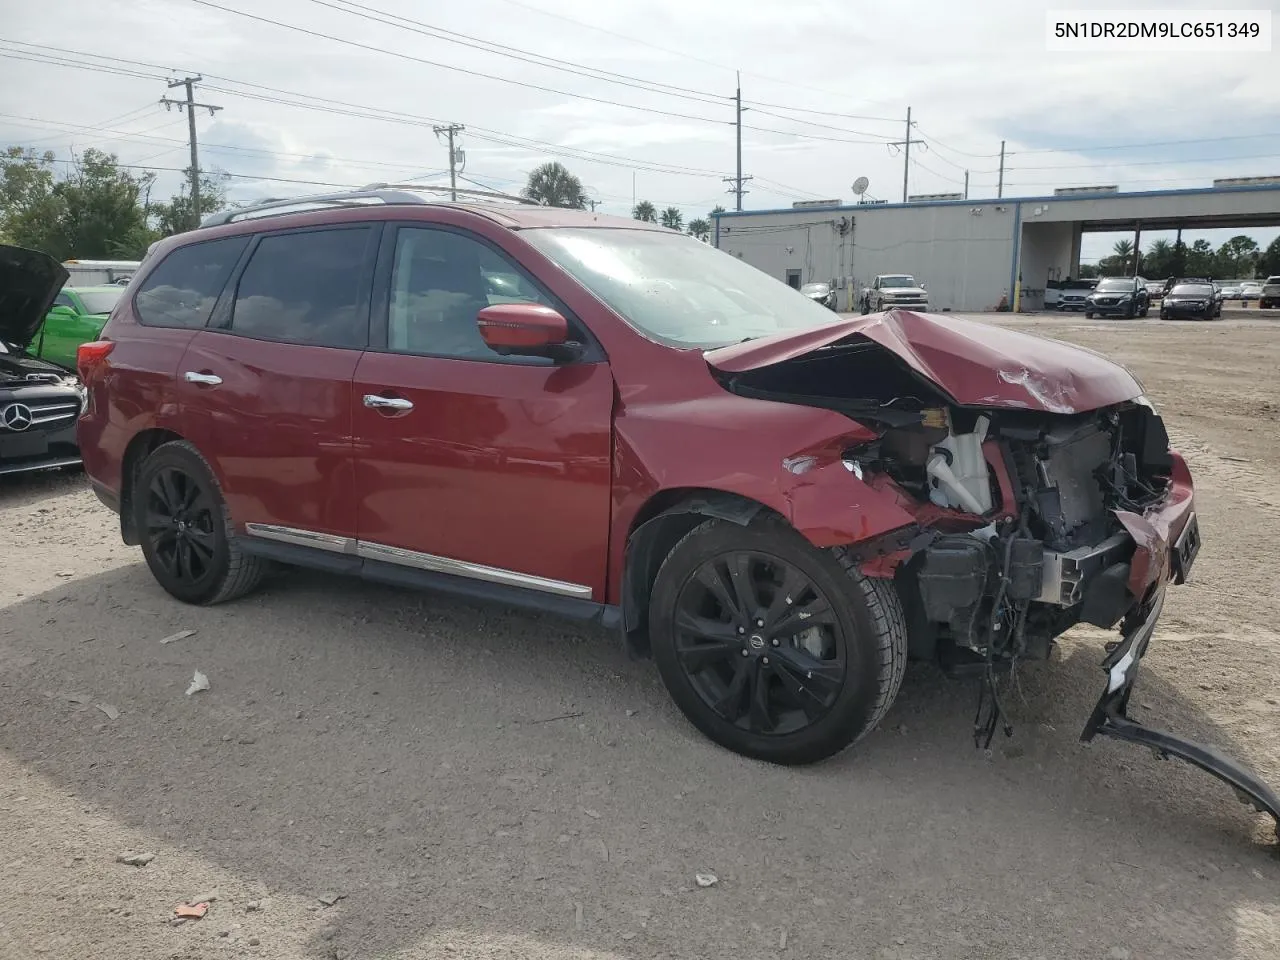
649;519;907;765
133;440;266;605
1085;311;1094;319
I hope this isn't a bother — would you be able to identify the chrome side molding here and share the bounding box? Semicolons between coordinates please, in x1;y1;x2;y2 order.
243;523;592;599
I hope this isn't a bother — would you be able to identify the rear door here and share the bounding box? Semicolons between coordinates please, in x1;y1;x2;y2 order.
178;224;379;543
350;223;614;600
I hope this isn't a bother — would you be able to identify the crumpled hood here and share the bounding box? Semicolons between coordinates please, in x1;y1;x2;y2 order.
0;244;68;352
704;309;1143;415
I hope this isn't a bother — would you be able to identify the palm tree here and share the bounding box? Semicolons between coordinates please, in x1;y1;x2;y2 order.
660;207;683;230
687;218;710;241
632;200;657;222
1112;239;1134;273
710;205;726;217
521;162;586;209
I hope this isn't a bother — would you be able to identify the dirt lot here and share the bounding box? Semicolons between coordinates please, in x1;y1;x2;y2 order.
2;313;1280;960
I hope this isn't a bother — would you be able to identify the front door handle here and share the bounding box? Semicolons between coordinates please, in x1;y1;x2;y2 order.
183;371;222;386
363;394;414;412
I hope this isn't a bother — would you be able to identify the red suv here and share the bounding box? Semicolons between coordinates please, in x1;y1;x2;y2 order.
74;186;1274;820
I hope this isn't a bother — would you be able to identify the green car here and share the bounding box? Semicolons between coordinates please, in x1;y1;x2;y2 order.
29;285;125;370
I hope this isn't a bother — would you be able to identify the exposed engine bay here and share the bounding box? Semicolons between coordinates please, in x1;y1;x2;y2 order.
719;339;1184;737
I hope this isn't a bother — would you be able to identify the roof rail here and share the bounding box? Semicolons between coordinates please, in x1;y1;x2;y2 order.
199;183;538;228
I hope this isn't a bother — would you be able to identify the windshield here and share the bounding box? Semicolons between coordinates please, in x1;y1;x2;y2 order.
879;275;916;288
1095;278;1136;292
75;289;123;314
1171;283;1214;296
522;227;841;348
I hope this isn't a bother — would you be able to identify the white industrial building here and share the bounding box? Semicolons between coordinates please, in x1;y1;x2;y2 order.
712;181;1280;312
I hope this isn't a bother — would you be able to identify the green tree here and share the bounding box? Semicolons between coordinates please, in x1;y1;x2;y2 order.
660;206;683;230
1215;234;1260;278
521;161;586;208
632;200;657;222
151;167;231;236
687;217;710;241
710;205;726;217
1257;236;1280;277
1077;262;1100;278
0;147;61;250
1143;239;1175;279
1111;238;1134;273
1186;239;1216;277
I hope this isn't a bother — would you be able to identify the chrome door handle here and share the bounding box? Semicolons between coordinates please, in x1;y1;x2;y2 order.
363;394;414;412
183;371;222;385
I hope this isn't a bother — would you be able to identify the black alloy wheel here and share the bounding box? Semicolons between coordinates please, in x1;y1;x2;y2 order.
649;519;907;765
672;550;845;737
133;441;266;605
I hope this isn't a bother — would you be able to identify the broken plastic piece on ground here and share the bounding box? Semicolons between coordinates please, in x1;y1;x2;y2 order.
317;893;346;907
186;671;210;696
175;902;208;919
116;852;155;867
96;703;120;721
160;629;197;644
694;873;718;888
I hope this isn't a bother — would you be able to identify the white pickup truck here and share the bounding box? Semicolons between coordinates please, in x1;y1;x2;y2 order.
860;274;929;313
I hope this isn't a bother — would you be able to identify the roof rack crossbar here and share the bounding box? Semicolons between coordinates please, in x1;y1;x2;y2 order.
199;183;538;228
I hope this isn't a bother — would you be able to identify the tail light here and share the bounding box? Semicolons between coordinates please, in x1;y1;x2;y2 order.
76;339;115;385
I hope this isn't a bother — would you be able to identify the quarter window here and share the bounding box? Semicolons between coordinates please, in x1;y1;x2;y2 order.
133;236;249;328
230;228;372;348
387;227;553;359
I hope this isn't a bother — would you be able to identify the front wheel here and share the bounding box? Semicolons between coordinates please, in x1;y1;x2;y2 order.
649;519;907;765
133;440;267;605
1085;311;1094;319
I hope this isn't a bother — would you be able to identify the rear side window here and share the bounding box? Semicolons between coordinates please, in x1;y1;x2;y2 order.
134;236;249;328
229;228;372;348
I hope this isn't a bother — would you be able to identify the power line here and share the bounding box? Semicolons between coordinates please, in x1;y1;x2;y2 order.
183;0;734;126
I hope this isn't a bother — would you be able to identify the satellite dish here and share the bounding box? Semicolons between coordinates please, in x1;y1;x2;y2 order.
852;176;870;196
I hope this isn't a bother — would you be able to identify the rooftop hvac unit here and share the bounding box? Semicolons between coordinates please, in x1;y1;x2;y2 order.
792;199;841;208
1053;185;1119;196
857;198;888;205
1213;176;1280;187
907;192;963;201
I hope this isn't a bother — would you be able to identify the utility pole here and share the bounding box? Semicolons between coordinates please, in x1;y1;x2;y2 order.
433;124;465;200
997;140;1006;199
160;76;221;230
964;170;969;200
724;71;752;211
888;106;924;202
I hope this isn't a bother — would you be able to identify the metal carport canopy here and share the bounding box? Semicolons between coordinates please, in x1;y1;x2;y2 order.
1021;183;1280;232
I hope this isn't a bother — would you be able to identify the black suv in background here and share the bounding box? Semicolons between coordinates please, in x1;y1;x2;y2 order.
1085;277;1150;318
1;245;85;477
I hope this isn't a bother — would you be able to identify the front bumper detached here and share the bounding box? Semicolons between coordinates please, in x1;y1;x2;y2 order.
1080;516;1280;838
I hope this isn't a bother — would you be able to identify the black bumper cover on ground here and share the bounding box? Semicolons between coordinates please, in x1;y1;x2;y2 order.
1080;580;1280;838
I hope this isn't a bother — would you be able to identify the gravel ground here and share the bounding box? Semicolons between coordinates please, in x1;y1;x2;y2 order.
2;313;1280;960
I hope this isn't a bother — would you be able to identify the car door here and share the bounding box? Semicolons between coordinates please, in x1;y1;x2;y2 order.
351;223;614;601
178;224;380;543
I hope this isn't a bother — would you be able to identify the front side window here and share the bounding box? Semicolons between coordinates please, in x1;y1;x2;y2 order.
522;227;840;349
134;236;250;328
230;228;371;348
53;292;75;309
387;227;552;359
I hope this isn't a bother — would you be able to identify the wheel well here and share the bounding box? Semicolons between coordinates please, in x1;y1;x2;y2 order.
119;428;184;545
620;488;781;658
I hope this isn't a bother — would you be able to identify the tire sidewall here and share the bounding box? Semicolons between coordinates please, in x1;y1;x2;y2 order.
649;519;888;765
133;442;232;604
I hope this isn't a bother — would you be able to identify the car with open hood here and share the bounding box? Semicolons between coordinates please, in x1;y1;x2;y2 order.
0;244;86;477
74;185;1279;835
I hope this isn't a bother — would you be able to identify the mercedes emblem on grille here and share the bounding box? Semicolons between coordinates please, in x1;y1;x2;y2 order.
1;403;34;432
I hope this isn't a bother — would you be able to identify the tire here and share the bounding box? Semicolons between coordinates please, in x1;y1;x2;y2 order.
648;518;907;765
1085;311;1093;319
1140;302;1150;317
133;440;267;605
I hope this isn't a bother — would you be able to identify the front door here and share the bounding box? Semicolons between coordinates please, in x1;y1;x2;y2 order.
179;224;379;543
352;224;614;601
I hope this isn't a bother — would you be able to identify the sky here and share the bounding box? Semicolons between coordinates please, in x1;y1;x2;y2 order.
2;0;1279;266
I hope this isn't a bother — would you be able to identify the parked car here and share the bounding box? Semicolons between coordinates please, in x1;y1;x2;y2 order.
1239;281;1263;300
1;245;86;477
1144;280;1166;300
1056;278;1099;311
1160;281;1222;321
860;274;928;313
1085;276;1150;318
72;186;1279;827
799;281;837;311
1218;283;1243;300
1260;276;1280;309
28;285;125;371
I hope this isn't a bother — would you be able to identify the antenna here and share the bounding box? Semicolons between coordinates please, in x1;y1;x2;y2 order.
852;176;870;196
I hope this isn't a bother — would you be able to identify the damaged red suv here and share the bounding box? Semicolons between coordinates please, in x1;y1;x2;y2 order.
75;186;1278;828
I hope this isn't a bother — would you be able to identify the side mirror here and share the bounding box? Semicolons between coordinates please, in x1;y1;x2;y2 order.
48;305;77;318
476;302;579;361
920;281;927;290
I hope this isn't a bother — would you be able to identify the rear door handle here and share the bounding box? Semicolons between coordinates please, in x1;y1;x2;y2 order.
183;371;222;386
363;394;414;412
